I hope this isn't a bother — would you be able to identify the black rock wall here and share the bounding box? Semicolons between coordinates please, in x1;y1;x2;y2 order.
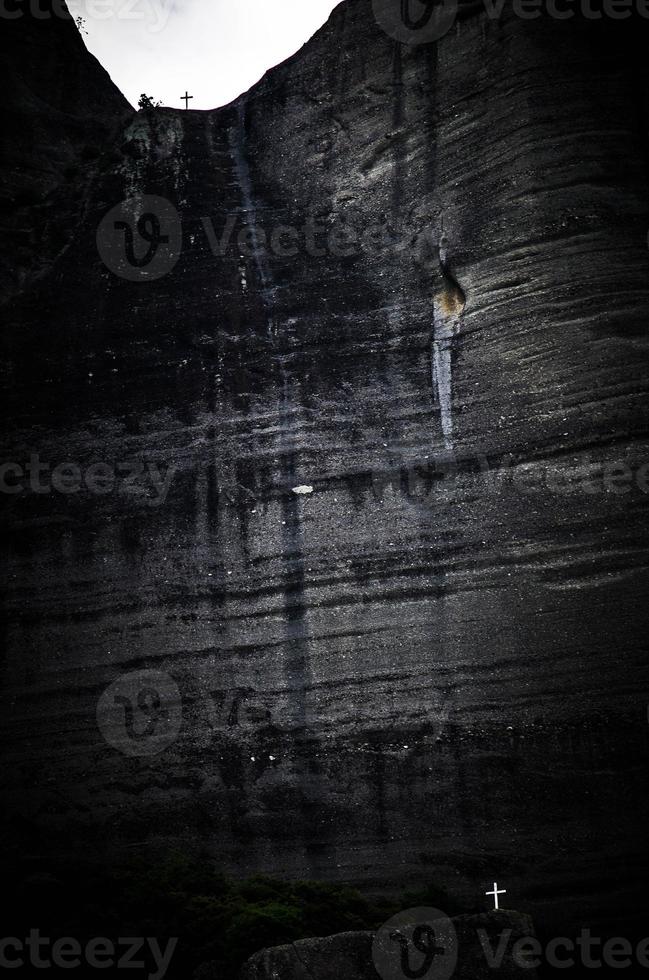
0;0;131;298
2;0;649;943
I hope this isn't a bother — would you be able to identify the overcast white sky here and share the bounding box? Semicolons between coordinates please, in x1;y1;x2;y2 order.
70;0;341;110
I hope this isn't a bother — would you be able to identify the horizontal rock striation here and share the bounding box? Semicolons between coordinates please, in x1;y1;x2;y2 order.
2;0;649;942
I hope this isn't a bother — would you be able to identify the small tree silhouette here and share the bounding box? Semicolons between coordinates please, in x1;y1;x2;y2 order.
138;94;162;112
75;15;87;34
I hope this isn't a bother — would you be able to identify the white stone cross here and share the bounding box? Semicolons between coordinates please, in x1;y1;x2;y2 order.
486;882;507;910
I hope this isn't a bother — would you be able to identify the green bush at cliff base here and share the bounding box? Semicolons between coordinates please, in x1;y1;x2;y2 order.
10;850;464;979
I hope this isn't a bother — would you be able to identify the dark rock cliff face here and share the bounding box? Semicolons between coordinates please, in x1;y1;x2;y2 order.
2;0;649;946
0;1;131;298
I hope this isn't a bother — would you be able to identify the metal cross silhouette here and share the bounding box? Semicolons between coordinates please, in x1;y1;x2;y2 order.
181;91;193;110
486;882;507;910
